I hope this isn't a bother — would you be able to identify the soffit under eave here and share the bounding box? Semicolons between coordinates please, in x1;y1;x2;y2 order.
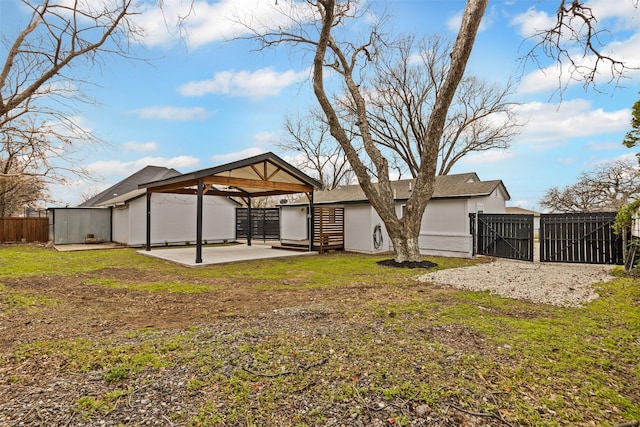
141;156;319;196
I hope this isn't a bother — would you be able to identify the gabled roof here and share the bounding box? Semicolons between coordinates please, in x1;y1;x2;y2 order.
79;166;181;207
506;206;540;216
288;173;510;205
140;152;323;197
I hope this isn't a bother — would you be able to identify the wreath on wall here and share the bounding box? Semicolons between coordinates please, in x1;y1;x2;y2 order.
373;224;383;250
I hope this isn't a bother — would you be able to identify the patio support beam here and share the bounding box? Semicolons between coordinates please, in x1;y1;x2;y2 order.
146;191;151;251
308;191;314;252
247;196;252;247
196;179;203;264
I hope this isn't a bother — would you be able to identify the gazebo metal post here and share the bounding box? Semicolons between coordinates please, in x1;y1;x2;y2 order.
247;196;252;247
196;179;203;264
145;191;151;251
308;191;314;252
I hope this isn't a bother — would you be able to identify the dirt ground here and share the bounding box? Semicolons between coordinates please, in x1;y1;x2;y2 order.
1;253;636;427
1;267;376;353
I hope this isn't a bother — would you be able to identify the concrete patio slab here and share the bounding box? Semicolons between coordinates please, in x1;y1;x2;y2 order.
137;244;317;267
54;242;128;252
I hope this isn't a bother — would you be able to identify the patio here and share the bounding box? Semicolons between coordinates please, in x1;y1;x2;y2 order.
137;243;317;267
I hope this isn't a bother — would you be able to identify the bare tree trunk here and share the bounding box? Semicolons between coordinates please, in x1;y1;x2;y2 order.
310;0;487;263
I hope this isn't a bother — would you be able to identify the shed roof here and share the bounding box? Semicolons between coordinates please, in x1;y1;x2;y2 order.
288;173;509;205
506;206;540;216
79;166;181;207
139;152;323;197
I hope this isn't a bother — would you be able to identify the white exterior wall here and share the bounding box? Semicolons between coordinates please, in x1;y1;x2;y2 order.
474;188;507;214
280;205;309;242
112;194;236;247
417;198;473;257
342;205;391;254
111;206;130;244
281;188;507;258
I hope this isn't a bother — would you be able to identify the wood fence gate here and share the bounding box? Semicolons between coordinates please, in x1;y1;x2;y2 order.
236;208;280;241
470;213;534;261
540;212;624;264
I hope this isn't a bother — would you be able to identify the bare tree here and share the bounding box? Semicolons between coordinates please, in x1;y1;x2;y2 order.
245;0;487;262
243;0;636;263
0;156;46;217
540;159;640;213
0;0;142;202
278;108;354;190
523;0;639;92
360;35;522;177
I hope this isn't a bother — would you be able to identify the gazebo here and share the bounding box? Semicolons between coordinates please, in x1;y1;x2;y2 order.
139;152;323;264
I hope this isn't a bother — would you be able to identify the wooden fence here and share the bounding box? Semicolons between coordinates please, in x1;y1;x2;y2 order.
0;217;49;243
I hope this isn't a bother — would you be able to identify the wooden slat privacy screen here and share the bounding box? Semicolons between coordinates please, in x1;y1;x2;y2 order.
313;206;344;253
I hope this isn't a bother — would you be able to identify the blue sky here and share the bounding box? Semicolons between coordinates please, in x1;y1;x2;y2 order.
2;0;640;209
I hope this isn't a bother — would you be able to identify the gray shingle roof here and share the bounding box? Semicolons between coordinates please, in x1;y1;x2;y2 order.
289;173;509;204
79;166;181;207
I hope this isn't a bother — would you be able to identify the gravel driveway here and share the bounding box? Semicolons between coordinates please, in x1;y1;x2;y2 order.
418;257;616;307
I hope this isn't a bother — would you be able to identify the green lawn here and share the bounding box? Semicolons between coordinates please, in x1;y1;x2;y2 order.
0;245;638;426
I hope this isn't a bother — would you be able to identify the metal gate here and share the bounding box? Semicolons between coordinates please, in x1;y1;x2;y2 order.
470;213;534;261
236;208;280;240
540;212;624;264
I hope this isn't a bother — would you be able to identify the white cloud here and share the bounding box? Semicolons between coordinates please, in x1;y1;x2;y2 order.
513;5;640;94
135;0;313;49
512;200;531;208
517;33;640;94
86;156;200;176
557;157;578;165
586;140;625;151
121;141;159;152
253;131;278;145
510;7;556;39
129;106;208;121
459;150;514;165
514;100;630;149
178;68;310;100
210;147;267;164
446;6;493;33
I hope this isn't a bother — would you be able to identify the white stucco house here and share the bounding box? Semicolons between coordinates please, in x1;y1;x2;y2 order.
97;189;238;247
280;172;510;258
67;165;238;247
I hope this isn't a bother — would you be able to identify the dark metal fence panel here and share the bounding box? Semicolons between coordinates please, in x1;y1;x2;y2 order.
236;208;280;240
470;213;534;261
540;212;623;264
